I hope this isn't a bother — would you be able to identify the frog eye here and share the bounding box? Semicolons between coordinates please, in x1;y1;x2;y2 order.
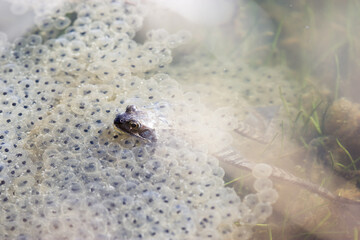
128;120;140;130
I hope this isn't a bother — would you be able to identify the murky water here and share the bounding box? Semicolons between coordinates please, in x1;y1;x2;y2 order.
0;0;359;239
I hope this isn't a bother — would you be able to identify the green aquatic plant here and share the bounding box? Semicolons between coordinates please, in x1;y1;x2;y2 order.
335;138;357;171
224;173;252;187
354;227;359;240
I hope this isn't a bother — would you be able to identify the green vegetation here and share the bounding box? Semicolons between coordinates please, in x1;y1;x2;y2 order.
244;0;360;239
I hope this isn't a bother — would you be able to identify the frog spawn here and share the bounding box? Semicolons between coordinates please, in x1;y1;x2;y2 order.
20;76;277;239
0;0;277;239
164;53;300;141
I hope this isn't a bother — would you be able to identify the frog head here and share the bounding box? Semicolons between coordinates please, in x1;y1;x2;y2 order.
114;105;157;143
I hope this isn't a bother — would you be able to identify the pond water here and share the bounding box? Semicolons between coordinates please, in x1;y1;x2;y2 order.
0;0;359;239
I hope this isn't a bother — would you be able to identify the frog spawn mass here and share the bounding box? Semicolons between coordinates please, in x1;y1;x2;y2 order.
0;0;278;239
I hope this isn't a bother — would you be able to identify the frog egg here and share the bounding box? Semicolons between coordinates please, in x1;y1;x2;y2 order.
0;47;11;62
89;20;108;31
97;37;116;52
73;17;91;29
253;202;272;220
35;17;54;31
44;40;56;53
216;223;236;238
243;193;259;209
13;37;27;50
1;64;19;77
97;85;115;101
252;163;273;179
117;149;136;163
124;76;144;92
147;29;169;42
127;210;149;229
110;21;131;35
258;188;279;204
27;35;43;46
118;195;135;209
64;29;83;41
212;107;239;130
211;166;225;178
198;209;222;229
125;15;143;31
92;5;110;20
223;190;242;208
69;40;86;56
183;91;200;105
20;59;34;71
31;66;45;76
68;182;84;194
69;98;91;115
205;130;233;153
111;227;133;240
47;218;64;233
253;178;273;192
54;16;71;30
45;51;56;65
42;147;59;164
160;86;184;101
57;48;71;60
106;175;125;190
61;58;79;73
81;160;99;174
157;50;172;66
140;53;160;70
46;62;61;76
13;175;35;194
144;158;165;173
21;46;36;59
77;6;96;19
240;212;259;225
61;197;82;215
176;30;192;44
231;226;253;240
54;218;80;236
86;29;106;44
88;62;116;82
166;30;192;49
2;219;18;235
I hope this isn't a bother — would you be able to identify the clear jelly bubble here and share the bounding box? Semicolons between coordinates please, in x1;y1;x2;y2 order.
252;163;273;179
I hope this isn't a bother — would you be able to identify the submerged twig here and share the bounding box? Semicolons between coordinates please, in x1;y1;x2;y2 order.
216;148;360;206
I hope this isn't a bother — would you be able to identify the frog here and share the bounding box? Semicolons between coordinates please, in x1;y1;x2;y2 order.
113;105;157;143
